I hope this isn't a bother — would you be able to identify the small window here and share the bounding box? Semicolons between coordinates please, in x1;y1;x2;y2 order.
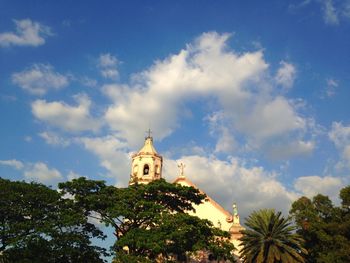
143;164;149;176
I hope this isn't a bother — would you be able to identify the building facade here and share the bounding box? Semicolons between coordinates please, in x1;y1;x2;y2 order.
129;134;244;259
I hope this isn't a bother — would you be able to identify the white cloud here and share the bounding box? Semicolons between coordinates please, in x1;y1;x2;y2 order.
290;0;350;25
266;140;315;160
39;131;70;147
77;135;130;186
32;94;101;132
101;69;119;79
207;112;236;154
104;32;267;147
294;175;343;200
322;0;339;25
103;32;310;156
234;97;306;141
275;61;296;90
24;162;62;183
102;83;130;102
98;53;119;80
325;78;338;97
0;159;74;183
67;170;85;181
161;155;348;219
163;155;298;218
329;122;350;169
12;64;69;95
99;53;118;67
0;159;24;170
0;19;52;47
215;128;236;154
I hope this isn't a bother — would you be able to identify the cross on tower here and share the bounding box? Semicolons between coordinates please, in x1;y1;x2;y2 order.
145;128;152;139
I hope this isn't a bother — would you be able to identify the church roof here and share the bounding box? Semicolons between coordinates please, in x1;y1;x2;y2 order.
173;176;232;218
137;136;158;155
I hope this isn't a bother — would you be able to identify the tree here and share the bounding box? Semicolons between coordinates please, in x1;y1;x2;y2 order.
340;186;350;211
0;177;106;263
290;187;350;263
239;209;307;263
59;178;236;262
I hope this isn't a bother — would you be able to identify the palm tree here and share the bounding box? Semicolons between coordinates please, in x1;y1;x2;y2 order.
239;209;307;263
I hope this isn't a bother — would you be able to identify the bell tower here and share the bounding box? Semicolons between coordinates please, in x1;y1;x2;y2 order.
129;130;163;185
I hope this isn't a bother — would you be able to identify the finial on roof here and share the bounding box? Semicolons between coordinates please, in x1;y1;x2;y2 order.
145;128;152;140
178;162;186;178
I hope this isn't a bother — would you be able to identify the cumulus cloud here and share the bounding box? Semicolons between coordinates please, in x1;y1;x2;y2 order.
234;97;306;141
0;159;24;170
0;159;62;183
103;32;310;157
77;135;130;186
275;61;296;90
162;155;298;218
24;162;62;183
0;19;52;47
99;53;118;67
206;112;236;154
39;131;70;147
12;64;69;95
104;32;267;147
266;140;315;160
98;53;119;80
329;122;350;169
32;93;101;132
294;175;344;200
215;128;236;154
160;154;348;219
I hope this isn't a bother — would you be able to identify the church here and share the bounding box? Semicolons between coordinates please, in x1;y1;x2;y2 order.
128;133;244;259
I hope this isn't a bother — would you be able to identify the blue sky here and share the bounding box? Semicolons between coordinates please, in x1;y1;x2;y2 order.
1;0;350;220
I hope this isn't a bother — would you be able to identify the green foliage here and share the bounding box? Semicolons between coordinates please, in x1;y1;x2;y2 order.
1;176;236;262
59;178;236;262
239;209;307;263
0;177;106;262
340;186;350;210
290;186;350;263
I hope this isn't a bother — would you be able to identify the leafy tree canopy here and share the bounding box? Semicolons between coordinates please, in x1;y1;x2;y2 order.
290;186;350;263
0;177;106;263
59;178;236;262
